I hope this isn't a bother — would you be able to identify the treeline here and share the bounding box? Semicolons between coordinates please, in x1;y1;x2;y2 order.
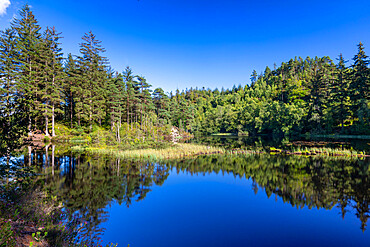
172;52;369;136
1;5;369;150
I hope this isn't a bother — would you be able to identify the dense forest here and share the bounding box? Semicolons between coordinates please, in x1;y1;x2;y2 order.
1;5;369;151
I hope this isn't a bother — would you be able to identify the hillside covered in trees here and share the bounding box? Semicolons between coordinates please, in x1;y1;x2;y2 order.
1;5;369;151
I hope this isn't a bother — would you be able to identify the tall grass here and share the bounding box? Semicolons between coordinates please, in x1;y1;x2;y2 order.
78;143;367;162
290;146;366;157
86;143;225;161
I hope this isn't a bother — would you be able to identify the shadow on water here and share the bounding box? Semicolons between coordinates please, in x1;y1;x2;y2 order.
13;142;370;244
190;135;370;152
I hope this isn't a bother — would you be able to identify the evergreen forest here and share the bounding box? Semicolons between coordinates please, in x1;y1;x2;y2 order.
1;5;369;151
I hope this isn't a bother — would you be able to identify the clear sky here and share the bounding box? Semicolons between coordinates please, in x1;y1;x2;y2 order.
1;0;370;93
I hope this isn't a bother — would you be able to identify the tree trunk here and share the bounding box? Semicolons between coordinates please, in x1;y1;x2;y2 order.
52;103;56;136
45;109;50;136
28;146;32;166
89;103;92;132
52;145;55;176
6;155;9;185
70;91;73;129
117;122;121;143
117;158;120;176
45;144;49;166
28;111;32;136
127;91;130;130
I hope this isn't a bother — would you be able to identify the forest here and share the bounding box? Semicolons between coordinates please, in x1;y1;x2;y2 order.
1;5;369;152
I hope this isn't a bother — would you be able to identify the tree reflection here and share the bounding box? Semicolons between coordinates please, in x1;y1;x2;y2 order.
30;150;170;244
28;147;370;242
168;154;370;231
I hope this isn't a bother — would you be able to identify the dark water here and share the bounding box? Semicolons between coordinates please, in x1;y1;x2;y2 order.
25;142;370;247
190;135;370;152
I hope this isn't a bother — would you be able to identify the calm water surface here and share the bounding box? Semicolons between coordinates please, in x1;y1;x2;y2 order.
27;141;370;247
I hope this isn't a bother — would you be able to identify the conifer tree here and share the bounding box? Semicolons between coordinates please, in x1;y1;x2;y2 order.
40;27;64;136
0;28;27;154
250;70;258;86
153;87;170;123
136;76;152;129
77;31;107;131
123;67;135;129
64;53;77;128
351;42;369;102
350;42;369;129
12;4;44;135
106;71;124;142
307;57;335;131
331;54;351;132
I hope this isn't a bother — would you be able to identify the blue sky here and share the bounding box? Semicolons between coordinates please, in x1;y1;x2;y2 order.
1;0;370;93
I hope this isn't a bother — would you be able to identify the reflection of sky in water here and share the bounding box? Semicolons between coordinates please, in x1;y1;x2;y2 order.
27;147;370;247
100;170;370;247
58;156;72;176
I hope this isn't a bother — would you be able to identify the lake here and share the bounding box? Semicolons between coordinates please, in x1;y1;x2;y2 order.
26;138;370;246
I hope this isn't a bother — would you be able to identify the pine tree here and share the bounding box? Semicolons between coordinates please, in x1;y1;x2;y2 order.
12;4;44;135
40;26;64;136
135;76;152;129
350;42;369;130
64;53;78;128
351;42;369;102
0;28;27;155
331;54;351;132
307;57;335;132
123;66;136;130
106;71;124;142
250;70;258;86
153;87;170;123
77;31;108;131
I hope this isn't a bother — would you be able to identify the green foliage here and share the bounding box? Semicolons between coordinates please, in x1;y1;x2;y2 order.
31;231;48;242
169;53;369;136
0;220;16;247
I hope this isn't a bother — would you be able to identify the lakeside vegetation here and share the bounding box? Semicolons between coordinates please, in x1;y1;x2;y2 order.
74;143;368;162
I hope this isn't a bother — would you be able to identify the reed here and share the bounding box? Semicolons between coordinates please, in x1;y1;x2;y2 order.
86;143;226;161
290;146;365;157
75;143;367;162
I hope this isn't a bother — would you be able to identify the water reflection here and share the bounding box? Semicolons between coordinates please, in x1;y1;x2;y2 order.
26;146;170;244
167;155;370;231
25;146;370;243
191;135;370;152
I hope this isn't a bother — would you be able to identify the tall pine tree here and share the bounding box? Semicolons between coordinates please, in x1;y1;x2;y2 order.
12;4;44;135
